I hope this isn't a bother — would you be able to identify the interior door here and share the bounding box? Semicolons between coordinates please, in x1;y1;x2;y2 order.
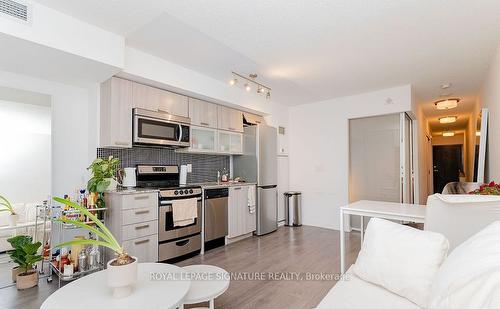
433;145;462;193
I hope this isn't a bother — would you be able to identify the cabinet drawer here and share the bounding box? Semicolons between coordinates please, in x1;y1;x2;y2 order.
121;192;157;210
122;207;157;225
122;234;158;263
122;220;158;241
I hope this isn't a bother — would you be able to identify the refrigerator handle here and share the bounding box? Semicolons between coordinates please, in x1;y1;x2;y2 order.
260;185;277;189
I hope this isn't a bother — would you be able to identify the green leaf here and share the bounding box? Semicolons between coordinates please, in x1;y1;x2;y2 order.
56;218;114;245
96;179;111;193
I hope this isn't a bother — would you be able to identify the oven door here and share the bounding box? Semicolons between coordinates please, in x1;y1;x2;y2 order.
158;197;202;242
134;114;185;146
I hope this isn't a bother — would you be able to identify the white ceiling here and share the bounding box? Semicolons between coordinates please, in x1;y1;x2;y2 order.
36;0;500;106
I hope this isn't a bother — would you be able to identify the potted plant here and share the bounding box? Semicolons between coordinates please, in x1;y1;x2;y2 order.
6;235;43;289
87;156;121;192
469;181;500;195
53;196;137;298
0;195;18;227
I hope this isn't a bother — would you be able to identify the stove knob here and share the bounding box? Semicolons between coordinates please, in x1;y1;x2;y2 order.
184;189;189;194
174;190;179;195
179;190;184;195
189;189;193;194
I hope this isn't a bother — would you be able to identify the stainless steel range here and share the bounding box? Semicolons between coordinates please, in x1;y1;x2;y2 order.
136;165;202;262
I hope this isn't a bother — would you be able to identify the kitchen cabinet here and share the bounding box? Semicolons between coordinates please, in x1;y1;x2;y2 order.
218;106;243;133
189;98;218;128
218;131;243;154
100;77;134;148
132;82;188;117
228;185;256;239
190;126;217;152
105;192;159;263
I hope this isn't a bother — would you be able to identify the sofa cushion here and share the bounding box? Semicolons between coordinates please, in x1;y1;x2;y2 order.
316;268;421;309
352;218;449;308
428;221;500;309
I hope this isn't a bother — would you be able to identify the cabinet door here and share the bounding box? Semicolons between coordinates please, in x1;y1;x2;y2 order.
100;77;133;148
157;89;189;117
230;133;243;154
189;98;217;128
190;126;217;152
228;187;241;238
122;234;158;262
132;82;159;112
218;131;231;153
218;106;243;132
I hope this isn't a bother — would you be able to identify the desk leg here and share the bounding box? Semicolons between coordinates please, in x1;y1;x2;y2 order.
360;216;364;244
340;209;345;274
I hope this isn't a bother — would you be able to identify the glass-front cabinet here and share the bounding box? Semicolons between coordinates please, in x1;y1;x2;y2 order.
190;126;217;152
218;131;231;153
230;132;243;154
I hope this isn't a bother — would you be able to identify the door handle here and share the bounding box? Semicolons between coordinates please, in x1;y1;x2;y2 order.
134;224;149;230
233;187;242;190
134;195;149;200
178;124;183;142
200;122;209;126
135;210;150;215
134;239;150;245
114;141;129;146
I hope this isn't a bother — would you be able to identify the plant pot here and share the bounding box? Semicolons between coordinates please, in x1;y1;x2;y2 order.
8;214;19;227
107;256;137;298
106;178;118;191
11;266;20;282
16;270;38;290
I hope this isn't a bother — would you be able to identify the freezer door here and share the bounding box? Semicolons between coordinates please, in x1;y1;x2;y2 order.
256;185;278;235
258;125;278;185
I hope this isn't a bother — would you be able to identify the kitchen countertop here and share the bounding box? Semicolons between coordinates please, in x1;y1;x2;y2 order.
107;182;256;194
192;182;257;189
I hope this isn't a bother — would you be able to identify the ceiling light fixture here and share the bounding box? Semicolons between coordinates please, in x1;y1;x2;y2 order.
443;131;455;137
439;116;457;124
229;71;272;99
441;83;452;89
435;98;460;110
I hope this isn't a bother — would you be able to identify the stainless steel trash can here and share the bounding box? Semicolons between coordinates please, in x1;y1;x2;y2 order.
284;191;302;226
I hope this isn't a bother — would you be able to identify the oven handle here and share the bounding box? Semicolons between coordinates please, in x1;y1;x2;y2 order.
160;198;202;206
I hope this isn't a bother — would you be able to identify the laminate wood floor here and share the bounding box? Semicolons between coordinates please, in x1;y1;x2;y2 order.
0;226;360;309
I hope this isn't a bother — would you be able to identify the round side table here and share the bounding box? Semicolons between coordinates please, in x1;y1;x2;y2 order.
182;265;230;309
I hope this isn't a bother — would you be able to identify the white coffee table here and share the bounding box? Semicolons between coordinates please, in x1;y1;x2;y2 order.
41;263;190;309
182;265;230;309
340;200;426;273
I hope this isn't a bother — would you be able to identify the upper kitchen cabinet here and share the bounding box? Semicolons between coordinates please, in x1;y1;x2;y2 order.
189;98;218;128
132;83;188;117
218;106;243;133
100;77;134;148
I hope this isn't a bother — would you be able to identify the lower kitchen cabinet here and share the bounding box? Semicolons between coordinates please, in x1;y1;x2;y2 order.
228;185;256;239
122;234;158;263
105;192;159;263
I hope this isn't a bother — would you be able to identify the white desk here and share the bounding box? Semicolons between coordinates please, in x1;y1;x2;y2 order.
41;263;190;309
340;200;426;273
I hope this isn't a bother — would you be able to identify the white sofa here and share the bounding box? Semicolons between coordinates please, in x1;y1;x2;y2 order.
318;194;500;309
0;203;47;252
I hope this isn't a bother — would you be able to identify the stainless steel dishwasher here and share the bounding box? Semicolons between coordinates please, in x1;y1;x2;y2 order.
204;188;228;250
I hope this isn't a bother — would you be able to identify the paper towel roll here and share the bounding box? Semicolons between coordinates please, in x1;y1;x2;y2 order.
180;165;188;185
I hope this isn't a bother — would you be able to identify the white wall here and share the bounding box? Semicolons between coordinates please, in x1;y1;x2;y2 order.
0;1;124;68
289;85;412;230
480;45;500;181
0;100;51;204
0;70;99;199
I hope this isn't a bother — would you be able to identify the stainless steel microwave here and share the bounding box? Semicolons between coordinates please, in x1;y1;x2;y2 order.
133;108;191;147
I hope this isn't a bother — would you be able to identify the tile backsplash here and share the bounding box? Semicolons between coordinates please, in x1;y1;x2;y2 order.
97;147;229;183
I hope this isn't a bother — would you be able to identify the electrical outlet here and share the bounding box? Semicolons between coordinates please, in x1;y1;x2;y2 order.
186;164;192;173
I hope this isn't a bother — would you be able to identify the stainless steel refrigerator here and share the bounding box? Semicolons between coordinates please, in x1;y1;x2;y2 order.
233;124;278;235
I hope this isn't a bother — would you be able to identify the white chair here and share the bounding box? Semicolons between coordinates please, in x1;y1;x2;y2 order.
424;193;500;250
181;264;230;309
